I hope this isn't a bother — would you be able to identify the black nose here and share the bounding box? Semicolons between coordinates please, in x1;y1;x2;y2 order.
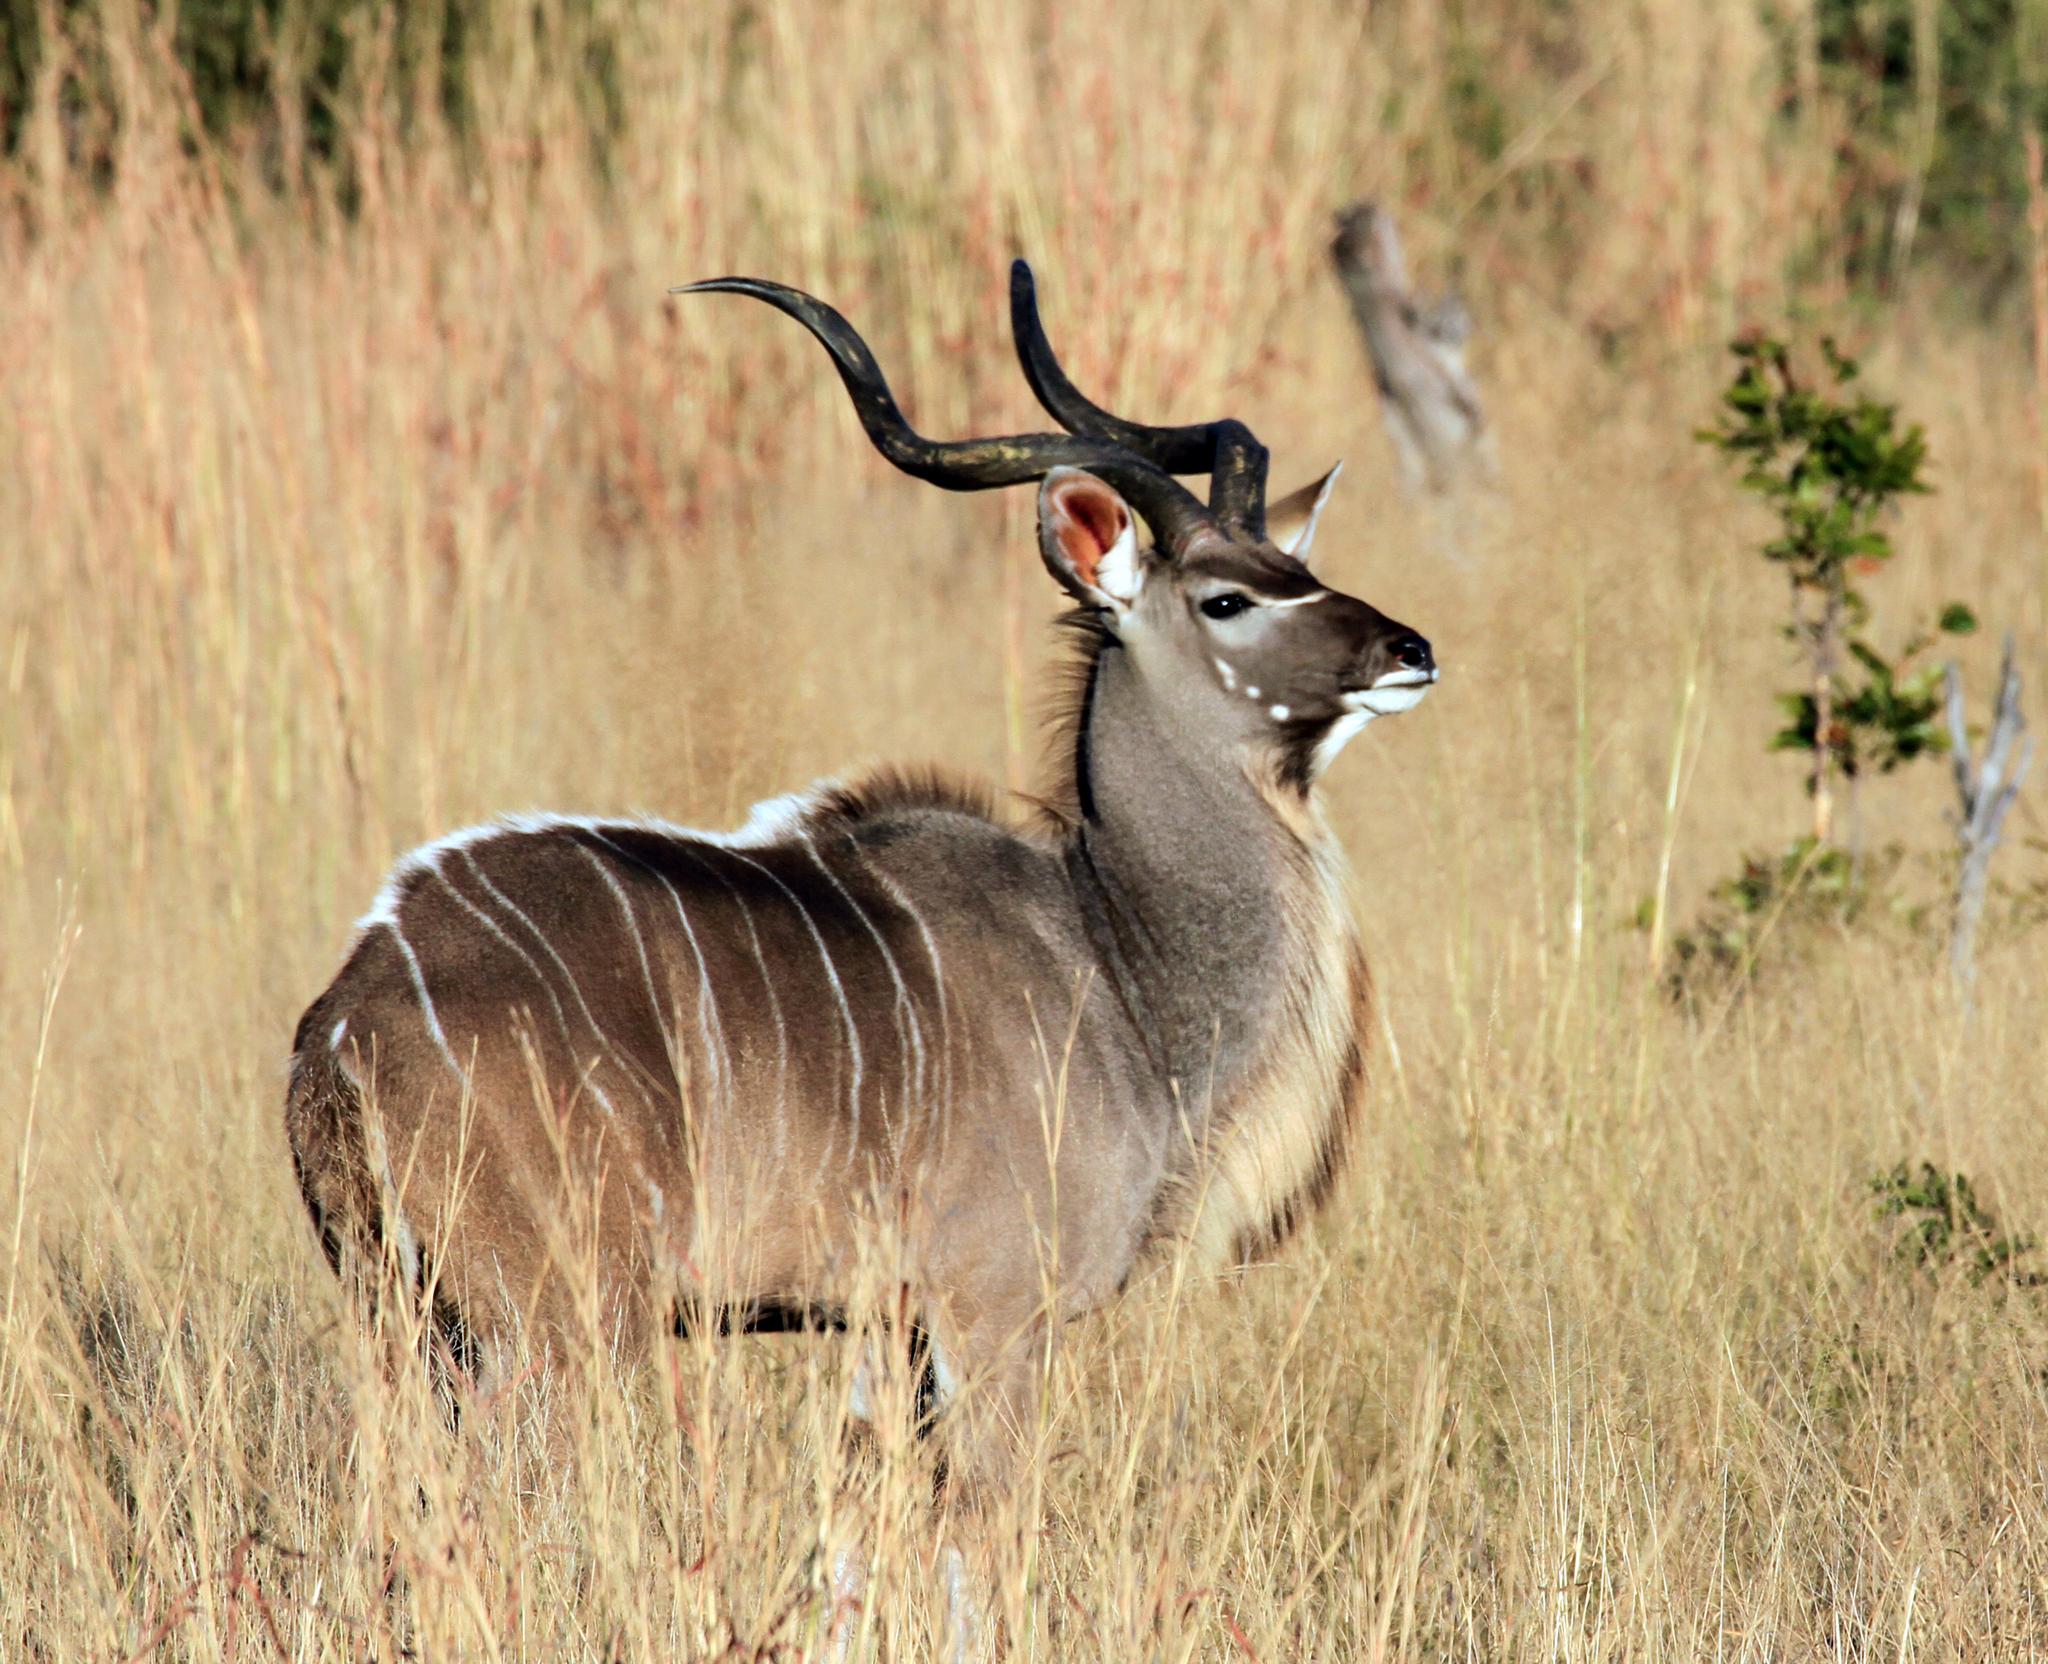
1392;633;1433;672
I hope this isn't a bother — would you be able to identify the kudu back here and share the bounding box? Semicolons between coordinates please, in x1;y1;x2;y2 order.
286;261;1436;1503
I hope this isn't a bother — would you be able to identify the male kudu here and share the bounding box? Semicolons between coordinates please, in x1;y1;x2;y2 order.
285;260;1437;1650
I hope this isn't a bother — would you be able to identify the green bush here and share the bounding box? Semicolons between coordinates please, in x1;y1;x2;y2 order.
1870;1161;2041;1286
1695;333;1973;846
1663;332;1980;1003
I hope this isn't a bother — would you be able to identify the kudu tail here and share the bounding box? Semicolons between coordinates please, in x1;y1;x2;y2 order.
285;1006;484;1390
284;1009;386;1296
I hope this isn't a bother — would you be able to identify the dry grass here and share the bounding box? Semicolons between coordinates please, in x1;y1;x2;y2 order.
4;2;2048;1657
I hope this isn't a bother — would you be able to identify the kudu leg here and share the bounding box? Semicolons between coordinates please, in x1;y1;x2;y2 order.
821;1314;1038;1663
820;1337;879;1663
925;1315;1048;1664
821;1326;935;1662
822;1536;870;1664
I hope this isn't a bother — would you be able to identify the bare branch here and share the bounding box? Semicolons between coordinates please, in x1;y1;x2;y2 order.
1947;634;2034;989
1329;202;1493;495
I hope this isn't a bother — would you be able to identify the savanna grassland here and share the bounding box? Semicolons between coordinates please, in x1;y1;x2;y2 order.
5;2;2048;1657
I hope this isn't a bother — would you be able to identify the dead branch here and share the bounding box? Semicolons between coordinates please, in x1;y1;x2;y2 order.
1329;202;1492;494
1946;634;2035;987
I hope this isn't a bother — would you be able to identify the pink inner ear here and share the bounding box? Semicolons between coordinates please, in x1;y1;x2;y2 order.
1051;478;1130;588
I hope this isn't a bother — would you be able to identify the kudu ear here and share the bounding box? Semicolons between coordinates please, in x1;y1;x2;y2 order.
1266;462;1343;562
1038;468;1146;612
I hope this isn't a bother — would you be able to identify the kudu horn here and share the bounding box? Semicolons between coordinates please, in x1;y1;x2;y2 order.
1008;260;1270;537
676;274;1218;554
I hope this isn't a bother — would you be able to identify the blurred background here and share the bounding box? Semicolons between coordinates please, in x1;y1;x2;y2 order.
3;2;2048;1657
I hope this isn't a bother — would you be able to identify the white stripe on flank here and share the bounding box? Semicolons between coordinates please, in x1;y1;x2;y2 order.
488;817;790;1124
592;833;733;1124
379;919;468;1087
428;859;576;1044
476;815;828;1155
455;848;635;1120
634;786;850;1187
456;834;672;1198
577;844;668;1039
723;848;865;1156
578;842;707;1183
460;851;612;1056
862;860;952;1108
674;846;792;1167
804;836;923;1141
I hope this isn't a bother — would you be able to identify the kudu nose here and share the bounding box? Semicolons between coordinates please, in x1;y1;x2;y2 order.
1392;633;1434;673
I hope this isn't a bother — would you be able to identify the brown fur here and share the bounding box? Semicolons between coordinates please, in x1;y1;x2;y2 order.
1023;610;1115;832
1164;774;1374;1265
284;1012;384;1288
812;764;1006;830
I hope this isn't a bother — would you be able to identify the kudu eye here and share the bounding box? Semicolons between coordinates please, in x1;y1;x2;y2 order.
1199;592;1253;621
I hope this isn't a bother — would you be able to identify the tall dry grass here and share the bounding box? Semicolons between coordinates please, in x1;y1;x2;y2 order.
3;1;2047;1657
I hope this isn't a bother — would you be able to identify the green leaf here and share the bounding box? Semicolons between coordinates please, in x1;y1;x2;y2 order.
1939;602;1978;634
1697;328;1946;800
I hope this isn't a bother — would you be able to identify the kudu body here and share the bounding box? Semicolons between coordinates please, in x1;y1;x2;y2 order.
286;262;1435;1637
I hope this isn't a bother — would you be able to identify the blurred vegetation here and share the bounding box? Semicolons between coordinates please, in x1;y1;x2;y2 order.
1870;1161;2043;1286
1811;0;2048;294
0;0;625;183
2;0;2043;301
1666;837;1875;993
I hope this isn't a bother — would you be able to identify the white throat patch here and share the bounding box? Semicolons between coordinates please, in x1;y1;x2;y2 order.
1315;668;1439;775
1313;708;1376;776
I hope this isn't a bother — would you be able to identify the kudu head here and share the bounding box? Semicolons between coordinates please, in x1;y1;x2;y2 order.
679;261;1436;792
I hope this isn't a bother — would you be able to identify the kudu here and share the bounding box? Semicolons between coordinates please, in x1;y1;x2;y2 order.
286;260;1436;1644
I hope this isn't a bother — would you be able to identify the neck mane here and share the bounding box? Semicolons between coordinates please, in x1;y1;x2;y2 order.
1047;625;1372;1265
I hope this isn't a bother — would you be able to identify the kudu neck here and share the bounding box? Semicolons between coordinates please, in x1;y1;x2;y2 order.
1068;640;1313;1104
